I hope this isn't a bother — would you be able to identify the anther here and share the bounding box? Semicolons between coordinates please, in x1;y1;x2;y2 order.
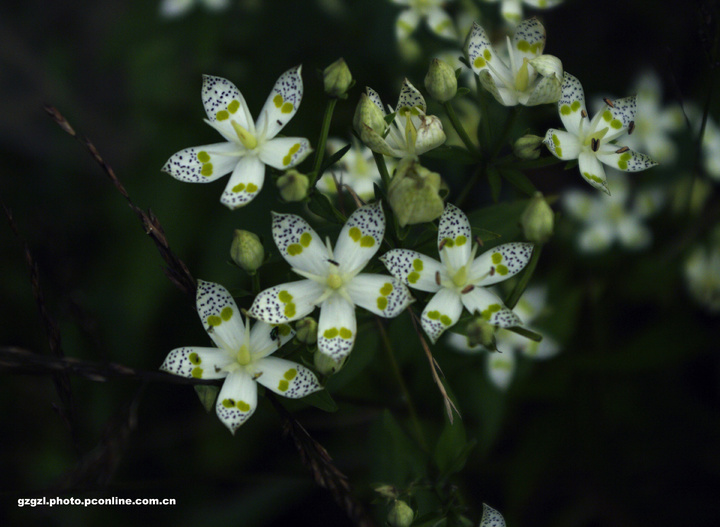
603;97;615;108
581;109;588;118
628;121;635;135
435;271;441;286
615;146;629;154
461;285;475;294
591;138;599;152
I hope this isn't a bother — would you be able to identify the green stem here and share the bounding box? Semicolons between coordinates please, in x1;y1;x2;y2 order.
476;81;491;153
376;317;429;452
251;272;261;295
443;101;478;154
498;155;565;171
504;244;542;309
372;150;392;189
309;98;338;187
490;106;517;159
455;163;484;208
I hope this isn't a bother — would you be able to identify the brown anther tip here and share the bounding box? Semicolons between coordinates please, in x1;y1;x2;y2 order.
591;138;599;152
628;121;635;135
489;267;496;276
461;285;475;294
603;97;615;108
615;146;630;154
438;238;447;251
475;236;484;247
435;271;441;286
581;109;588;118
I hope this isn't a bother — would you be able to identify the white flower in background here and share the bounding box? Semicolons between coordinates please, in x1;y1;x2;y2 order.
479;503;506;527
685;238;720;312
382;203;534;343
317;138;394;200
391;0;457;41
160;0;230;18
447;286;559;390
544;73;658;194
162;66;312;209
354;80;446;159
160;281;322;434
250;203;413;361
482;0;564;26
465;18;563;107
701;116;720;180
562;172;664;253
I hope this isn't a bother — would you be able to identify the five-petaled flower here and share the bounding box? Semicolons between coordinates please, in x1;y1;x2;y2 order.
162;66;312;209
160;280;322;434
543;73;658;194
482;0;564;26
381;203;534;343
354;80;446;159
249;202;414;361
465;18;563;107
391;0;457;41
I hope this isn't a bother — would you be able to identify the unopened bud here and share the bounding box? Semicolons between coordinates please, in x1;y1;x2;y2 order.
529;54;563;80
323;58;353;98
387;156;444;227
521;192;554;244
353;91;387;137
230;230;264;273
314;351;346;375
277;170;309;202
295;317;318;345
425;58;457;103
513;134;544;160
466;317;497;349
387;500;414;527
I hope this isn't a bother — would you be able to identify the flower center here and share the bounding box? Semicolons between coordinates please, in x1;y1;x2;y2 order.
236;344;251;366
327;272;344;290
515;58;530;92
231;120;258;150
451;265;468;288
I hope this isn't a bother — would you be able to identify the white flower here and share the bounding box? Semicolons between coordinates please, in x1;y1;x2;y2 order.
563;172;663;253
159;0;230;18
249;203;414;361
465;18;563;106
544;73;658;194
160;280;322;434
381;203;534;343
685;241;720;312
701;116;720;180
317;138;394;200
479;503;506;527
354;80;446;159
482;0;564;26
447;286;559;389
162;66;312;209
391;0;457;41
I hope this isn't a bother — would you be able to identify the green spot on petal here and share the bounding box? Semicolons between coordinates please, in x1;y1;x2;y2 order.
278;380;289;391
496;264;509;275
300;232;312;247
197;151;210;163
611;119;622;129
279;290;293;303
440;315;452;326
273;94;283;108
360;235;375;247
380;282;393;296
207;315;222;327
222;398;235;408
284;369;297;380
483;49;491;60
412;259;423;271
456;235;467;246
281;102;294;114
232;183;246;192
246;183;258;193
201;163;213;177
339;327;352;339
191;367;203;378
221;307;233;321
324;328;339;339
189;352;201;365
408;271;420;284
571;101;581;111
427;310;440;320
227;100;240;114
491;252;502;264
560;104;571;116
377;296;388;310
284;303;296;318
517;40;531;52
236;400;250;412
349;227;362;241
216;110;229;121
474;57;486;68
287;244;303;256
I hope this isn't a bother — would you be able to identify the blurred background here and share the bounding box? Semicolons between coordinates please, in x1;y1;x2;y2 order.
1;0;719;525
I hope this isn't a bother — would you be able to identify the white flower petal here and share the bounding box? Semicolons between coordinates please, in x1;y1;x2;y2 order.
202;75;254;138
396;8;421;40
216;370;257;434
596;146;657;173
524;74;562;106
160;346;232;380
578;151;609;194
271;212;329;276
487;350;516;390
259;137;313;170
421;288;463;343
334;202;385;273
397;79;427;113
480;503;506;527
317;294;357;361
521;330;560;359
196;280;246;352
249;320;295;360
562;189;597;220
511;17;546;62
557;73;587;135
425;6;456;40
465;23;502;77
255;65;304;140
616;217;651;250
471;243;534;287
345;273;413;318
160;0;194;18
578;222;614;253
500;0;522;25
543;129;580;160
460;287;520;328
220;155;265;209
381;249;444;293
253;356;322;398
162;142;240;183
599;95;637;141
437;203;473;271
249;279;324;324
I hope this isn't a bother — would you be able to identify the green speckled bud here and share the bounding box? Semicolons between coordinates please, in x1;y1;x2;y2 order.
513;134;544;160
353;92;387;137
466;317;497;350
314;350;346;375
387;500;414;527
295;317;318;345
277;170;309;202
230;230;264;273
425;58;457;103
323;58;353;98
521;192;554;244
387;156;444;227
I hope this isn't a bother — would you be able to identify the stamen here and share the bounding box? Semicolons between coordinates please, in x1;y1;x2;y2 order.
615;146;629;154
475;236;484;247
327;258;340;266
591;138;599;152
489;267;496;276
628;121;635;135
435;271;441;286
581;109;588;119
603;97;615;108
461;285;475;294
438;238;448;251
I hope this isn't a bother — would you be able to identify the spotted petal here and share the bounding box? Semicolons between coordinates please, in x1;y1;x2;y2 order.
421;288;463;344
271;212;329;276
334;202;385;273
255;65;304;140
578;151;609;194
426;6;457;40
220;155;265;209
480;503;506;527
162;142;240;183
512;17;546;62
160;346;232;380
460;287;521;328
524;74;562;106
470;243;534;287
196;280;246;352
202;75;254;140
558;73;587;135
397;79;426;113
317;294;357;361
253;356;322;398
249;320;295;361
380;249;444;293
465;23;500;76
600;95;637;141
500;0;522;25
345;273;413;318
259;137;313;170
396;8;421;40
249;279;324;324
543;129;580;160
216;370;258;434
438;203;473;271
596;145;658;173
487;350;516;390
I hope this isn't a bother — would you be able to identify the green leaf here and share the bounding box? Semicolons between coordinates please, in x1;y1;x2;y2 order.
320;143;351;174
384;111;397;125
455;87;471;98
487;166;502;203
194;385;219;413
498;167;537;196
372;410;427;483
466;199;529;245
422;145;479;164
505;325;543;342
434;418;476;478
302;389;338;413
307;189;344;224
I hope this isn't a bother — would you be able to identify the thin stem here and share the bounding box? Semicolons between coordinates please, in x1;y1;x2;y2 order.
309;98;338;187
376;317;429;452
443;101;478;154
489;106;517;159
251;272;261;295
371;150;392;189
455;163;483;208
504;244;542;309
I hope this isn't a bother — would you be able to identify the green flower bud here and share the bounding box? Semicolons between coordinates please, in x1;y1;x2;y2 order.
295;317;318;345
230;229;264;273
277;170;309;202
513;134;544;160
425;58;457;103
323;58;353;98
387;157;445;227
353;92;387;138
521;192;554;244
387;500;414;527
314;351;346;375
466;317;497;350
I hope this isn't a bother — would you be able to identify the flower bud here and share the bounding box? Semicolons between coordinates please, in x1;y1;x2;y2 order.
425;58;457;103
521;192;554;244
323;58;353;98
353;92;386;137
277;170;309;202
387;157;444;227
529;54;563;81
314;351;346;375
513;134;544;160
295;317;318;345
466;317;497;350
230;229;264;273
387;500;414;527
